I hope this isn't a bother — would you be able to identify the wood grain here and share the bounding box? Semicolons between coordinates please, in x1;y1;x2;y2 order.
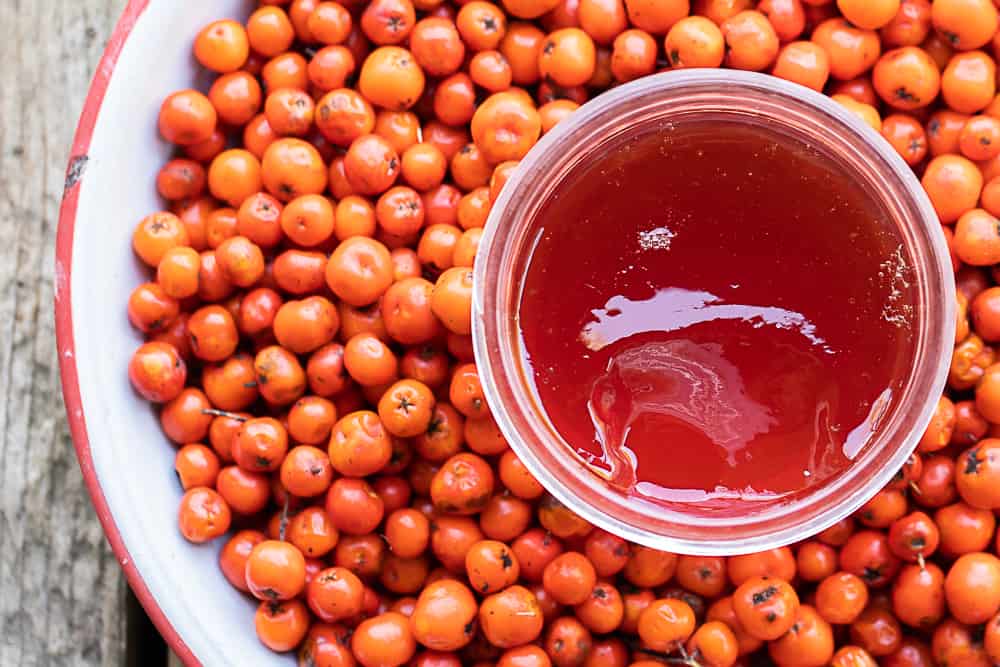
0;0;130;665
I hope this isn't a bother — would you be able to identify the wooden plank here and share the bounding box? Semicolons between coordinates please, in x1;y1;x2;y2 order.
0;0;131;665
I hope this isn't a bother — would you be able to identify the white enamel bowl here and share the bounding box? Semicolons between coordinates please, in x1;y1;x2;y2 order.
56;1;957;663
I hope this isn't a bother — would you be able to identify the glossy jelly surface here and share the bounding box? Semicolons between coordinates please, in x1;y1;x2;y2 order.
518;119;917;508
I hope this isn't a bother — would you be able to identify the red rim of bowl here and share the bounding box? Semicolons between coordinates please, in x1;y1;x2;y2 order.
54;1;200;665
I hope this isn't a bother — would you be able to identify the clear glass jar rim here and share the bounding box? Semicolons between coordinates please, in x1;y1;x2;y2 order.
472;70;955;555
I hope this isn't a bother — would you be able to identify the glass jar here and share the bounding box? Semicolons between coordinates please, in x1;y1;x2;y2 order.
472;70;955;555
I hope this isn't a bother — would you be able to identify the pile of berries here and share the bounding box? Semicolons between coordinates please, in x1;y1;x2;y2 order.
125;0;1000;664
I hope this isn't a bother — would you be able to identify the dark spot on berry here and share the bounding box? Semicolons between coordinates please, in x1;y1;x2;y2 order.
752;585;778;605
966;448;983;475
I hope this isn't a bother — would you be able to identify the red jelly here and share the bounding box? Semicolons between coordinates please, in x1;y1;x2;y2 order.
518;120;918;506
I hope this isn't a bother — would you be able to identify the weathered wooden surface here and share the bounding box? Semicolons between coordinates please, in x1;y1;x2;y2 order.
0;0;130;665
